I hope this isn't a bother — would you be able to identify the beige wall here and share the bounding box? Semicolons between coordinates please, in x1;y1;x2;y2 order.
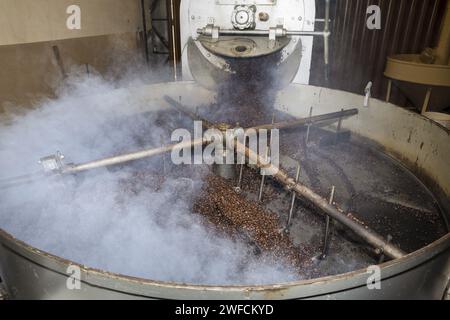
0;0;148;110
0;0;144;45
0;33;143;110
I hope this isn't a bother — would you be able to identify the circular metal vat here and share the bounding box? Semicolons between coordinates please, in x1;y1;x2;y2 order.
0;82;449;299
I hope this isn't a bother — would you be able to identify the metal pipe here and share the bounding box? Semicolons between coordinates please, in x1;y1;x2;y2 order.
324;0;331;80
52;46;67;79
258;173;266;202
287;30;331;37
0;108;359;190
305;107;313;145
160;135;166;175
234;158;245;193
379;235;393;264
64;138;205;174
165;94;357;132
258;147;270;202
321;186;335;259
421;87;432;115
68;108;356;174
68;108;357;174
197;28;330;37
169;0;178;80
315;18;332;23
233;140;407;260
286;164;301;230
251;108;358;131
386;79;392;102
364;82;372;107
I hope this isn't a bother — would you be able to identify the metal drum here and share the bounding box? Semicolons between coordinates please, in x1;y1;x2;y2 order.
0;81;449;300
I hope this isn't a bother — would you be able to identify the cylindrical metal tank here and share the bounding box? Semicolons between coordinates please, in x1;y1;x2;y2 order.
0;81;449;300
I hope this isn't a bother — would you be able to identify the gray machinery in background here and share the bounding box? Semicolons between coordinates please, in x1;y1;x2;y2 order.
180;0;328;89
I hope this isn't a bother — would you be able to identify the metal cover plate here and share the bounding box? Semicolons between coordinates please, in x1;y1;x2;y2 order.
198;35;290;58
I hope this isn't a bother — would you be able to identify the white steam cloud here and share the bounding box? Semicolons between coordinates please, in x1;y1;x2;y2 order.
0;74;298;285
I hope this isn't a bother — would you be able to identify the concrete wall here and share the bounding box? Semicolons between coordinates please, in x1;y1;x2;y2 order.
0;34;143;110
0;0;143;45
0;0;148;110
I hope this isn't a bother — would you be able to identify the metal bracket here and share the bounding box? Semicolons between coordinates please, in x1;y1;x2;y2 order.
364;81;373;107
268;25;285;48
198;24;220;39
39;151;66;173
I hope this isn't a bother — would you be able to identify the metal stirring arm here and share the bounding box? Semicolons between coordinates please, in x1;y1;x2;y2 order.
232;139;406;260
2;106;357;182
1;101;405;260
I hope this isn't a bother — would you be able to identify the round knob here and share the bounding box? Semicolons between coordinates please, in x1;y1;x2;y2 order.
235;10;249;24
231;5;256;30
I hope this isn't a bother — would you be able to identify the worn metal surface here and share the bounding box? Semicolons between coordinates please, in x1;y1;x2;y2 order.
0;81;449;299
0;223;448;300
233;140;406;260
198;35;290;59
180;0;315;85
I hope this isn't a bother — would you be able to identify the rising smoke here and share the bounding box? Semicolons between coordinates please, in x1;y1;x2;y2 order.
0;72;299;286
